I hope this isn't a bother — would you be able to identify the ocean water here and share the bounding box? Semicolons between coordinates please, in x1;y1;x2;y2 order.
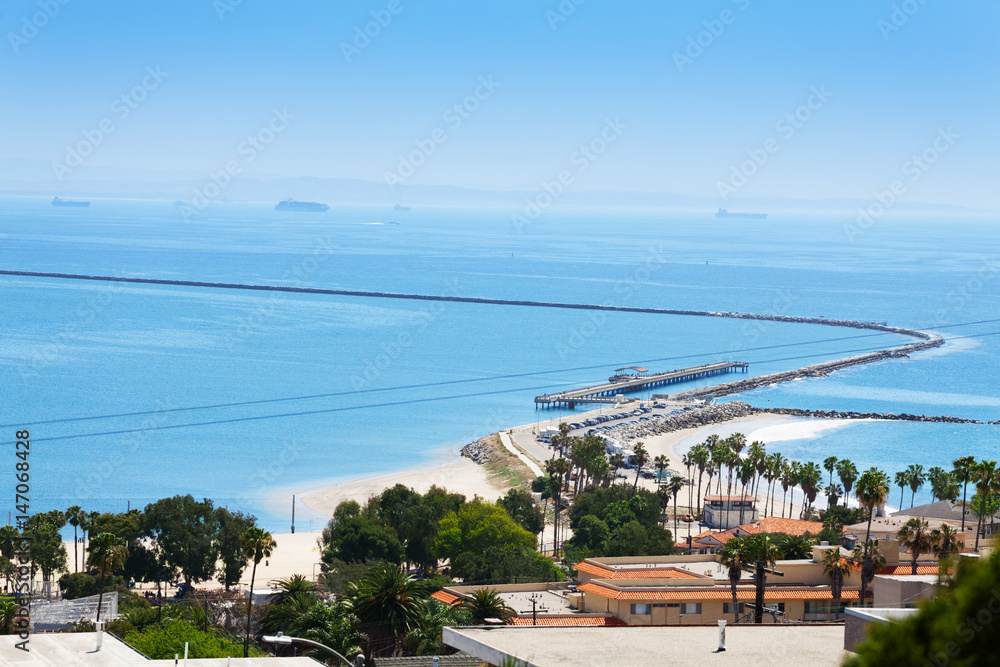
1;197;997;530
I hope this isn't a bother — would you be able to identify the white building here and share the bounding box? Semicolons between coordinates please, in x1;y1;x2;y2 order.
703;494;758;529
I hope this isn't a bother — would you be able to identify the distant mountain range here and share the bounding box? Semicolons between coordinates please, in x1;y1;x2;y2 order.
0;158;978;214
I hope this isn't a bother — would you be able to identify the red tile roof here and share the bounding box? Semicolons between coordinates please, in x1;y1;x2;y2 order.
575;561;703;579
431;590;460;605
511;616;627;627
876;565;940;576
578;582;858;602
736;517;825;537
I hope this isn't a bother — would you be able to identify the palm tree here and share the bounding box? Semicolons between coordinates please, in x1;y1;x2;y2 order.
268;574;318;606
455;588;516;625
780;462;795;519
631;442;649;494
346;563;426;657
682;452;695;510
906;464;926;508
930;524;963;561
837;459;858;508
742;534;780;624
821;548;851;621
718;536;751;622
710;437;728;496
666;476;685;535
798;462;822;518
823;456;838;487
653;455;669;485
691;444;710;517
972;460;999;550
66;505;83;573
773;533;815;560
766;453;786;517
737;459;755;526
953;455;977;531
927;466;948;502
87;533;128;622
894;471;908;510
851;539;886;608
241;527;277;657
854;467;890;605
609;453;625;485
897;518;933;575
825;483;844;509
747;440;767;500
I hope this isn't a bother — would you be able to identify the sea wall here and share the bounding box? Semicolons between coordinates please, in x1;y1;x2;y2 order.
605;401;982;444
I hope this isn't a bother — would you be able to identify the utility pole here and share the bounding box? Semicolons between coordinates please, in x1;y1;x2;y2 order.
529;593;541;625
291;496;295;534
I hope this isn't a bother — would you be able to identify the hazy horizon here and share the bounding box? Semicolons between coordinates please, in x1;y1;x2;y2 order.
2;1;998;210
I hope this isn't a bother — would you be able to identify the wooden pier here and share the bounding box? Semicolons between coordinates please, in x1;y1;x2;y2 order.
534;361;749;409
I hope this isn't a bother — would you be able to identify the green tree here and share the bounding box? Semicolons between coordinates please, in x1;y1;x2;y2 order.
406;599;465;655
434;500;536;574
142;495;219;589
845;551;1000;666
836;459;858;508
455;588;516;625
87;533;128;622
897;518;934;576
345;562;426;658
289;600;365;663
905;464;926;508
855;467;890;605
25;514;68;593
821;548;850;620
772;533;815;560
215;508;257;590
952;455;977;531
566;515;609;554
328;517;404;565
125;618;263;659
718;536;751;622
66;505;83;573
894;470;908;510
497;488;544;536
631;442;649;494
241;527;276;657
823;456;838;487
972;460;1000;550
931;524;963;560
665;475;685;535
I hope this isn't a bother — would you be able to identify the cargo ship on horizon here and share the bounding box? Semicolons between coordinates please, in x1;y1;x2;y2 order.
52;196;90;207
275;199;329;212
715;207;766;219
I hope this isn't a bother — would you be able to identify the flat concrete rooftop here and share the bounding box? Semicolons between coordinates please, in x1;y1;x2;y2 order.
445;624;850;667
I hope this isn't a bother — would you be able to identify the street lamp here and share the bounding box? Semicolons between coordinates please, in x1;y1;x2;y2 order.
262;634;356;666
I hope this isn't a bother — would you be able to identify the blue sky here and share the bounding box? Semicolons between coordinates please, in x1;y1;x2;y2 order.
1;0;997;208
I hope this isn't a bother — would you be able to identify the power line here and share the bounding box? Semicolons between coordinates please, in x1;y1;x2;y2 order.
7;317;997;430
8;328;997;447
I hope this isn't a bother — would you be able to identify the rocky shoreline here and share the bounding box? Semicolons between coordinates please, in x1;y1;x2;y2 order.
460;437;496;465
605;401;984;444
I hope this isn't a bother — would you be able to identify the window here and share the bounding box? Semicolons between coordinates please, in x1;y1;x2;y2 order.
804;601;826;615
630;603;651;615
681;603;702;615
666;603;680;608
723;602;745;614
652;603;666;608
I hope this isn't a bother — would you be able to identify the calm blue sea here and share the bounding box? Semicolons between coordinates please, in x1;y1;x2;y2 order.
1;197;997;530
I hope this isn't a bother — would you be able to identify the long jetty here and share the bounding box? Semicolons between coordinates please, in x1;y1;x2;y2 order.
1;272;945;400
534;362;748;409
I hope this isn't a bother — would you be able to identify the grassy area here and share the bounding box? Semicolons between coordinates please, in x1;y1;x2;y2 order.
482;434;534;490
